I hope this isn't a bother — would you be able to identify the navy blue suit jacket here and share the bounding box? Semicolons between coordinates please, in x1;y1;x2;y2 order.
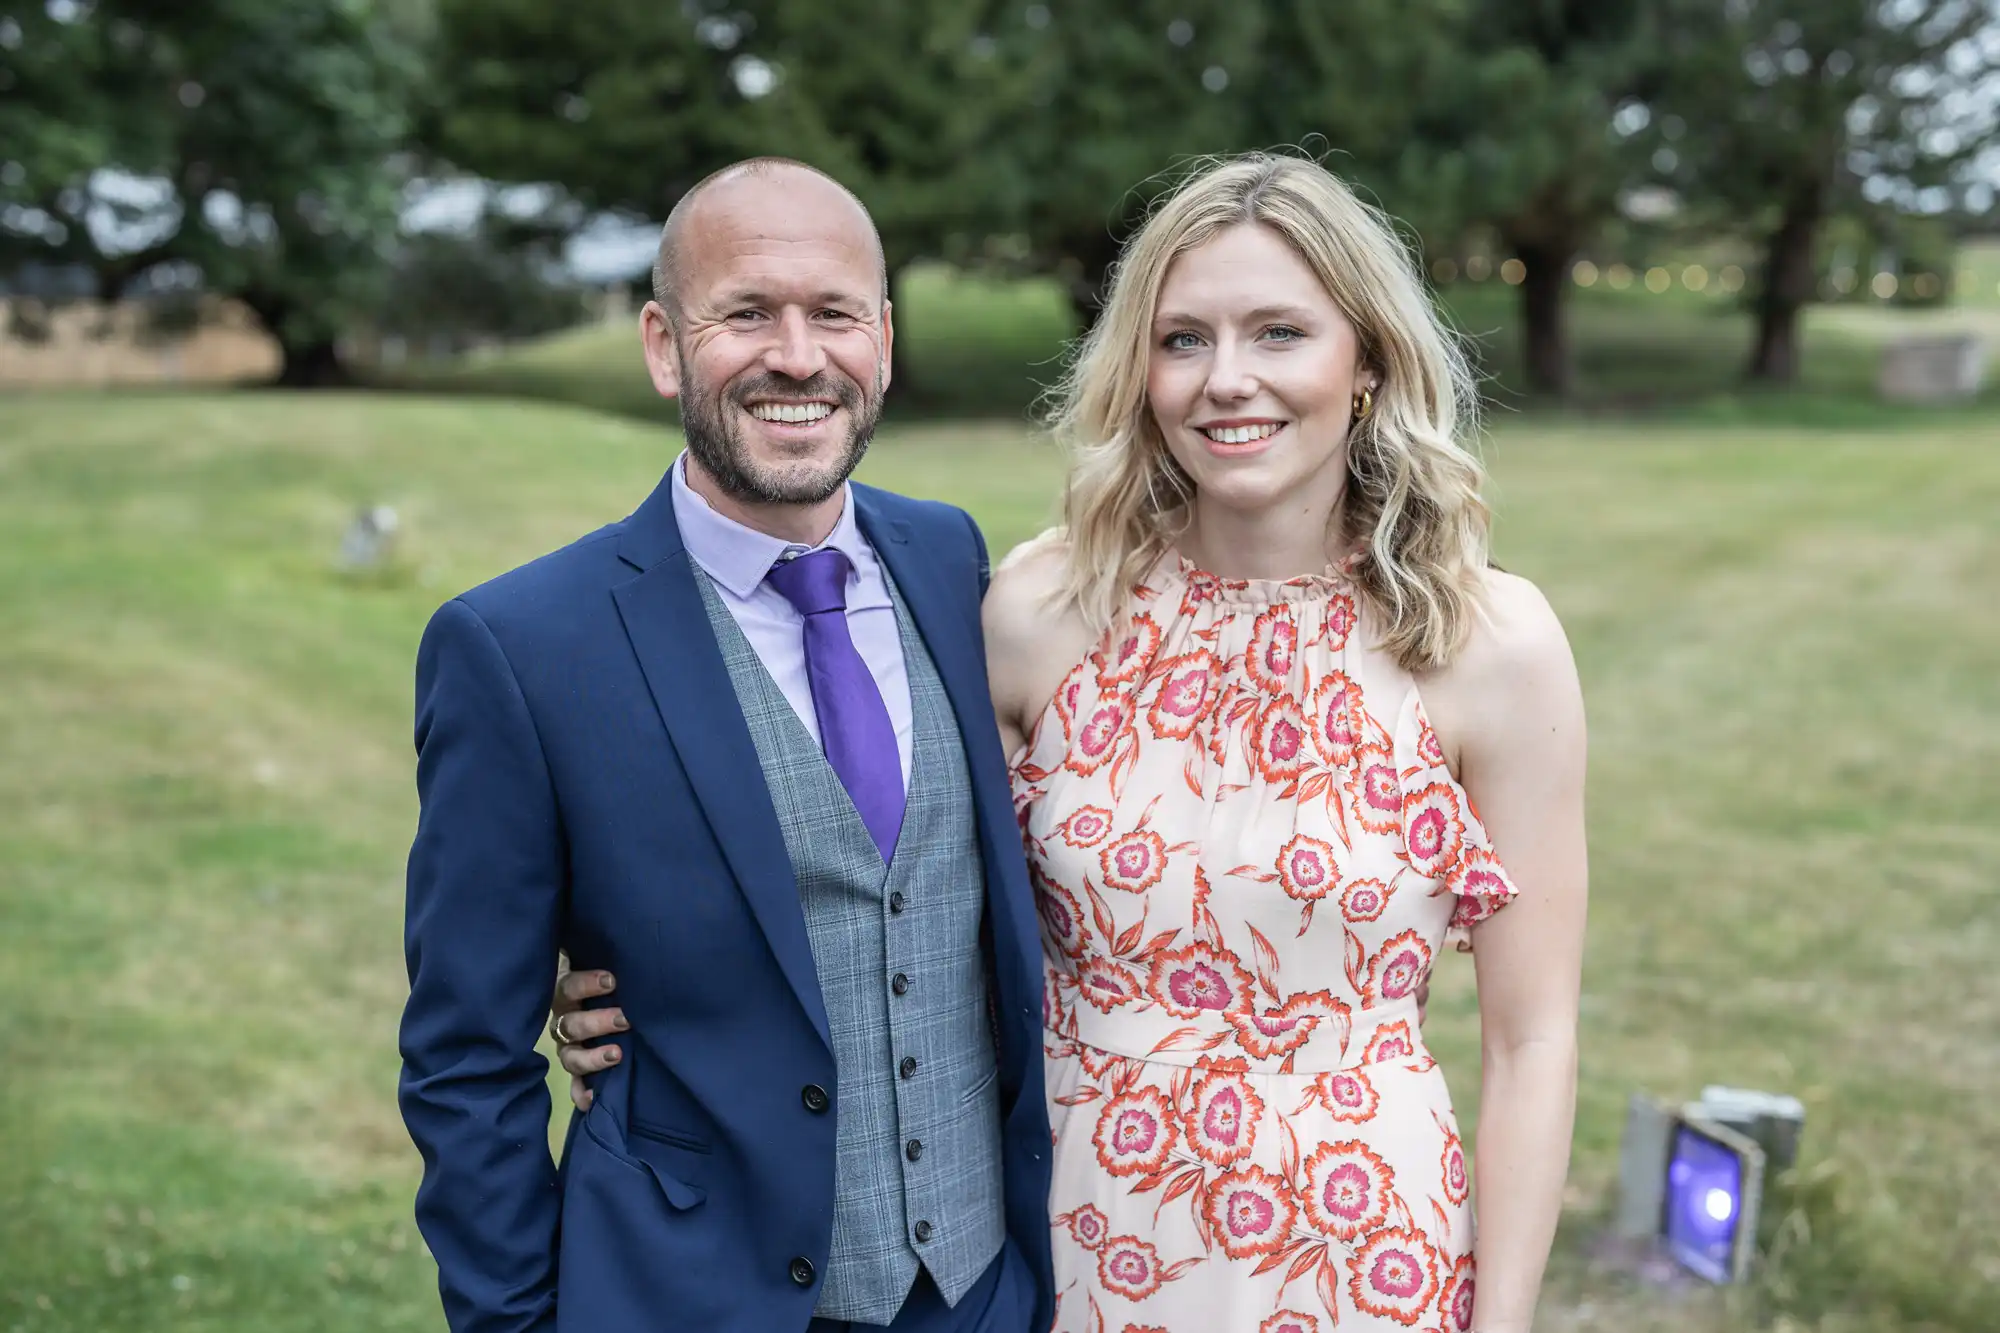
397;472;1055;1333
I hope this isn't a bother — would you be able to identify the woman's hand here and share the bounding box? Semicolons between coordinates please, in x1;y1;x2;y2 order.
550;967;627;1111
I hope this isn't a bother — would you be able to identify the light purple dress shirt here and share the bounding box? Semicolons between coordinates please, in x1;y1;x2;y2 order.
669;453;914;792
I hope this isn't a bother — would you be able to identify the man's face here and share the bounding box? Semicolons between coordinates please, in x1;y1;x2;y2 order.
640;171;892;507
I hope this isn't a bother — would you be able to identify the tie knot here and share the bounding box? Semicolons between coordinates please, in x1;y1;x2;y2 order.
766;547;853;617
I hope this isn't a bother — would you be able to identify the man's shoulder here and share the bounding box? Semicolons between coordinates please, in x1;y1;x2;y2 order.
447;520;630;638
852;481;977;544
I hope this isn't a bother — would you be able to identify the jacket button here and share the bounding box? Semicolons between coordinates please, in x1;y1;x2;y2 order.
789;1256;815;1286
913;1220;933;1244
899;1056;918;1079
905;1138;923;1162
891;972;910;996
801;1084;830;1113
890;891;906;913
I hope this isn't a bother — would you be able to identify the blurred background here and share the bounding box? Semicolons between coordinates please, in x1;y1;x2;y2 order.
1;2;1996;1331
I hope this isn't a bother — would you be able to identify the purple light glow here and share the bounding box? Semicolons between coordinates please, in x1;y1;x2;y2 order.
1664;1124;1745;1283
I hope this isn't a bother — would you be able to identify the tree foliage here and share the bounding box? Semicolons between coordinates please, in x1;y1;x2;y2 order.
0;0;422;383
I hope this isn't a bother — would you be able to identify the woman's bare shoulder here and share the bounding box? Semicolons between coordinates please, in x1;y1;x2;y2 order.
983;528;1097;736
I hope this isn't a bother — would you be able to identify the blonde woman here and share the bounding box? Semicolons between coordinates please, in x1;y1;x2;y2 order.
555;153;1585;1331
983;153;1587;1332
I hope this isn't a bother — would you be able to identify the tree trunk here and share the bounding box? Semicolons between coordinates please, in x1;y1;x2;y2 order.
1747;196;1822;384
1513;238;1575;397
241;287;352;388
274;336;352;388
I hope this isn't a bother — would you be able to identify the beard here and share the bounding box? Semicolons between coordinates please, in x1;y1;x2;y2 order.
678;360;882;506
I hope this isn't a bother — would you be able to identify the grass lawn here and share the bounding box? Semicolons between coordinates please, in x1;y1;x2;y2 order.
1;391;1996;1332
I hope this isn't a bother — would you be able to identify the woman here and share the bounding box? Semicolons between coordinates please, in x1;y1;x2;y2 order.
556;152;1586;1332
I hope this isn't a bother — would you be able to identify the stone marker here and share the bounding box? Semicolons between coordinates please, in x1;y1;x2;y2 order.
1878;333;1987;403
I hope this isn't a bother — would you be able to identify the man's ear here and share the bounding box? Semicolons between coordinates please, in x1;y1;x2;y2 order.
640;301;682;400
878;298;894;398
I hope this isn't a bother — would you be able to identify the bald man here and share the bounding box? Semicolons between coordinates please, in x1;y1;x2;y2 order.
397;159;1054;1333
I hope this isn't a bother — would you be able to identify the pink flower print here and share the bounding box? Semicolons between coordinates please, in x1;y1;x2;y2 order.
1447;846;1516;928
1439;1254;1476;1331
1228;991;1347;1062
1339;876;1394;924
1325;590;1357;649
1147;942;1253;1020
1347;1227;1442;1326
1099;829;1167;894
1402;782;1466;879
1067;1204;1110;1250
1075;956;1141;1013
1363;1019;1417;1066
1202;1165;1298;1259
1441;1131;1469;1207
1184;1067;1264;1167
1034;871;1087;959
1275;833;1339;902
1259;1314;1322;1333
1301;1140;1395;1241
1349;742;1401;835
1053;669;1084;740
1311;671;1362;768
1067;699;1129;776
1096;613;1161;687
1251;695;1308;783
1365;930;1433;1007
1313;1069;1381;1123
1244;606;1299;692
1097;1235;1165;1301
1416;719;1448;770
1092;1088;1178;1178
1059;804;1115;848
1146;649;1221;740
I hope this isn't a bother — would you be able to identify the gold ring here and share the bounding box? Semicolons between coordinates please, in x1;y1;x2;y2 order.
550;1013;575;1046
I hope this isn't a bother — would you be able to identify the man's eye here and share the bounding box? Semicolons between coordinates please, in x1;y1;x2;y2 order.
730;309;766;322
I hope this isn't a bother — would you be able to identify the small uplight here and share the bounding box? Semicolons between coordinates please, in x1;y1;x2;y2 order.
1465;255;1492;282
1719;265;1745;293
1607;264;1635;290
1573;260;1599;287
1872;272;1899;299
1645;266;1672;293
1682;264;1709;292
1500;258;1526;285
1432;257;1459;283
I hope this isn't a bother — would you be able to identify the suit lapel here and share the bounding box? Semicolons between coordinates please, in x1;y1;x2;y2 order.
612;479;831;1051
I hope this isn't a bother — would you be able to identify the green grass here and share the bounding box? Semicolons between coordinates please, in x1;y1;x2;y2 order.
2;392;1997;1332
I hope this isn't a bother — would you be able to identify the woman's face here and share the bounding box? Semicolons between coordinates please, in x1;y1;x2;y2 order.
1146;222;1374;522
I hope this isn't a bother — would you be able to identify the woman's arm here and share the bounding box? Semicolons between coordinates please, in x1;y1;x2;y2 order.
1428;571;1589;1333
982;530;1094;762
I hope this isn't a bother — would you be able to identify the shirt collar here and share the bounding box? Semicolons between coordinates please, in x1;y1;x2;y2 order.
669;451;867;600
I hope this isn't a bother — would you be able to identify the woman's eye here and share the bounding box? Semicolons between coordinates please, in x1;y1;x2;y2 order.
1162;330;1202;351
1263;325;1303;343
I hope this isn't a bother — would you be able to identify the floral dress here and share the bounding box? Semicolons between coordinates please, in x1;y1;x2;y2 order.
1011;554;1517;1333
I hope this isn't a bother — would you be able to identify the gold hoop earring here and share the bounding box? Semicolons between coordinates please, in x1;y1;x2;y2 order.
1352;386;1375;422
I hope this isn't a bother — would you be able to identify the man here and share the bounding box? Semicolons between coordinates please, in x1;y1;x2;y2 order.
397;158;1054;1333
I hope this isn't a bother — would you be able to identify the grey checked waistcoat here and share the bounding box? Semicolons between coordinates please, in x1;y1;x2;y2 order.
693;565;1006;1324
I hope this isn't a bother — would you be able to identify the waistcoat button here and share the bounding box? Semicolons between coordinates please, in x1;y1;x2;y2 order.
906;1138;923;1162
889;891;906;913
891;972;910;996
899;1056;918;1079
913;1220;933;1244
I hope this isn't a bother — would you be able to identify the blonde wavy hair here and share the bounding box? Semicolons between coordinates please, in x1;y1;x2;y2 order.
1048;152;1492;674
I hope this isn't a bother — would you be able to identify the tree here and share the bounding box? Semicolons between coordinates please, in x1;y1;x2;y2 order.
0;0;423;384
1646;0;1999;382
1428;0;1665;397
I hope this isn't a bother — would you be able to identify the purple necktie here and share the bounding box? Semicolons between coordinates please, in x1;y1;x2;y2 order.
766;548;905;861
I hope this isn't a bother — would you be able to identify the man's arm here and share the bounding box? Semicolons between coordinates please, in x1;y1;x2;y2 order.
399;597;566;1333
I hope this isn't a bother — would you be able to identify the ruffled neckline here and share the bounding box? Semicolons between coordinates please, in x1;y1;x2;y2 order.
1152;550;1360;609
